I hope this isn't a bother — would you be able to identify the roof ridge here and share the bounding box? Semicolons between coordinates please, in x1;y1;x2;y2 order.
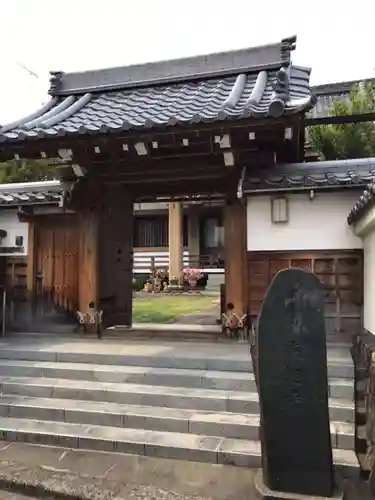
312;77;375;96
49;36;297;96
0;180;64;193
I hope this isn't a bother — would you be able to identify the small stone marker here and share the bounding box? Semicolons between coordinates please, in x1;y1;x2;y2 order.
255;268;335;498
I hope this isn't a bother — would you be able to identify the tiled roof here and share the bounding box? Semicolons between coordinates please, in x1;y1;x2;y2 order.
0;37;315;143
0;180;65;206
243;157;375;194
311;78;375;118
347;183;375;225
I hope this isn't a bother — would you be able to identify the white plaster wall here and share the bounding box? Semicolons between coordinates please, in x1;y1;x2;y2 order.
246;192;362;251
0;209;28;256
363;231;375;334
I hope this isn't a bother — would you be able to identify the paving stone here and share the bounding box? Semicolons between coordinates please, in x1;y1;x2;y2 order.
144;432;220;463
189;412;259;440
0;350;57;362
328;362;355;379
8;404;65;423
226;393;259;414
329;378;354;399
125;409;190;434
218;438;261;468
0;442;65;468
334;422;356;450
58;448;120;477
329;398;355;423
333;448;360;479
202;371;255;391
0;416;356;475
0;396;356;447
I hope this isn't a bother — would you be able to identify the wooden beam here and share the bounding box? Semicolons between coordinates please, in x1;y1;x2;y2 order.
81;148;275;170
303;112;375;126
0;116;302;162
89;162;223;179
93;171;224;184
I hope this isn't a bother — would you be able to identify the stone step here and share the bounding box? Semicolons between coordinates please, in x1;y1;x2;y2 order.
0;376;355;422
0;347;355;378
0;360;355;399
0;395;356;450
0;416;359;478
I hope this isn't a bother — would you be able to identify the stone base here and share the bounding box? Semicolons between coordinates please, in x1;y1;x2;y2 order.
254;470;345;500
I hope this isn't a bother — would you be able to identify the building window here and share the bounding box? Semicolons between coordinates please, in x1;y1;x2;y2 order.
134;216;168;247
271;197;289;224
15;235;23;247
134;215;188;248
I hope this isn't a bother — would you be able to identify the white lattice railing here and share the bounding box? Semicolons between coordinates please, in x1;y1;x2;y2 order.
133;250;224;274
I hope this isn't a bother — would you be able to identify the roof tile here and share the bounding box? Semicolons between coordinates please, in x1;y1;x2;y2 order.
312;78;375;118
243;158;375;194
0;180;65;207
0;37;314;143
347;183;375;225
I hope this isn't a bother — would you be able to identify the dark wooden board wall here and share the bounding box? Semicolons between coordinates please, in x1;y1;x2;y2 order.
248;250;363;343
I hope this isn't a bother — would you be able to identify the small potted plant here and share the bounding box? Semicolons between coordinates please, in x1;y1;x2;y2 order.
144;279;153;293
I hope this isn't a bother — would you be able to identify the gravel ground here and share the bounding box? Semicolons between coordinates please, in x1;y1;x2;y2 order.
0;465;216;500
0;467;371;500
0;485;213;500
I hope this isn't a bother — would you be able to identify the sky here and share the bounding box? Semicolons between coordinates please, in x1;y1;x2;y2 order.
1;0;374;124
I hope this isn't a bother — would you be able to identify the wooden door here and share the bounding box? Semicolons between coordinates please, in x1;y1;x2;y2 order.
248;250;363;342
34;216;79;315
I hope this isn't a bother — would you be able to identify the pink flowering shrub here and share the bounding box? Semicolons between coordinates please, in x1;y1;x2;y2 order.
182;268;203;281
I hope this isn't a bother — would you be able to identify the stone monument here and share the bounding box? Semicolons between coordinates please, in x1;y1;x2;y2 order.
253;268;342;499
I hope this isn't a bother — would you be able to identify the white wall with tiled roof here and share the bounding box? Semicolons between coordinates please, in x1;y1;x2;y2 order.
352;204;375;335
0;209;28;256
246;191;362;251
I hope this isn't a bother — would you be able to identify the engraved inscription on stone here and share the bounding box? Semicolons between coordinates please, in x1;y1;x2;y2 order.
256;268;334;497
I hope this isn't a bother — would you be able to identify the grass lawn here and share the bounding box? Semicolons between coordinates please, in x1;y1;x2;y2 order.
132;294;216;323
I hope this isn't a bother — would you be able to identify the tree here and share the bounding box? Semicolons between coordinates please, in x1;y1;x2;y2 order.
308;82;375;160
0;159;57;184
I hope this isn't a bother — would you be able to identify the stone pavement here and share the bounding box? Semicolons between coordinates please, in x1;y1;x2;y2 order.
0;335;245;357
0;441;369;500
0;441;256;500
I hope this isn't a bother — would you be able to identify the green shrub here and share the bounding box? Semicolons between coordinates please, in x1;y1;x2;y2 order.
132;274;149;291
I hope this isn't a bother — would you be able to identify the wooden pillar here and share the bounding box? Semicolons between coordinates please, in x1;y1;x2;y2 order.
187;208;200;267
168;202;182;279
224;198;248;316
78;210;98;313
26;219;36;299
98;187;134;327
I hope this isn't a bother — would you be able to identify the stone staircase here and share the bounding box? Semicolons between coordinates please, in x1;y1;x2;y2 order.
0;338;360;478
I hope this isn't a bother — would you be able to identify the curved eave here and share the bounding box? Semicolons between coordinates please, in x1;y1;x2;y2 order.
347;183;375;226
0;99;314;144
0;66;314;144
